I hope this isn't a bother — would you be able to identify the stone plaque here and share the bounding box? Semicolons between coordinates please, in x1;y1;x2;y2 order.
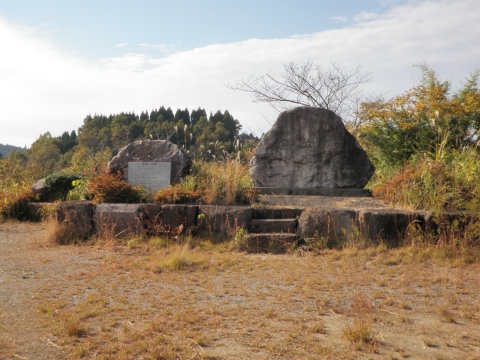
128;162;171;192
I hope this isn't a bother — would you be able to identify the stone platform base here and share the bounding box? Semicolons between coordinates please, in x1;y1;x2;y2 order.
251;187;372;197
48;200;476;254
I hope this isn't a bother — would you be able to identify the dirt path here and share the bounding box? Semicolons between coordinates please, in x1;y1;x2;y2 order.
1;221;480;359
0;222;60;359
0;222;110;359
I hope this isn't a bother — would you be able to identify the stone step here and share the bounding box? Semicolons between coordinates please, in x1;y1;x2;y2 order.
249;218;297;233
241;233;299;254
252;207;303;220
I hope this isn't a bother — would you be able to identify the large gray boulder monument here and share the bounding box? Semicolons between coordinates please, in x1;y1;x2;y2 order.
108;140;192;185
250;107;374;189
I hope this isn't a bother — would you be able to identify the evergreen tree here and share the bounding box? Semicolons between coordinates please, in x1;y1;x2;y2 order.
174;108;191;125
159;106;174;122
191;107;207;127
70;130;77;145
140;110;149;122
78;114;112;153
209;110;224;124
222;110;242;142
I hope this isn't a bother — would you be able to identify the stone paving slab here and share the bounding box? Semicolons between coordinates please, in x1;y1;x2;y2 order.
257;195;388;209
252;187;372;197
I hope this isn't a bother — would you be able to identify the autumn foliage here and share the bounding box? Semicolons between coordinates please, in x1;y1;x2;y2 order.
359;65;480;167
87;172;142;204
358;65;480;212
153;185;203;204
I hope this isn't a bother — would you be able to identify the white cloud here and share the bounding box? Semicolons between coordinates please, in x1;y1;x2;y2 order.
329;16;349;23
0;0;479;147
353;11;381;22
0;16;98;146
137;42;177;54
114;42;129;48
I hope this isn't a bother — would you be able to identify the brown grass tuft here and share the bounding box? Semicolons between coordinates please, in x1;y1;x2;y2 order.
151;244;202;272
342;318;377;350
65;317;88;338
43;217;89;245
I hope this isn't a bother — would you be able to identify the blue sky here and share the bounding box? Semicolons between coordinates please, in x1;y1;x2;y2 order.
0;0;380;58
0;0;479;147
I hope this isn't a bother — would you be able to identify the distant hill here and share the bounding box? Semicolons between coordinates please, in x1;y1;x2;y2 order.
0;144;25;158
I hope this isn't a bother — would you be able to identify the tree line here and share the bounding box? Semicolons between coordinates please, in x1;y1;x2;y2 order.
78;107;247;153
4;106;258;179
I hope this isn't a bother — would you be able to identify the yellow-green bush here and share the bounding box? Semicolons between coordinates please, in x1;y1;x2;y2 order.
373;148;480;212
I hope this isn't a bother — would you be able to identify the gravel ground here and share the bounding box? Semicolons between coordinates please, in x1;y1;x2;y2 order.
1;220;480;359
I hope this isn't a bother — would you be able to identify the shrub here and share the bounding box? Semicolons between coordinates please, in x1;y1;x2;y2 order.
0;158;42;221
87;172;142;204
66;179;88;200
153;184;203;204
0;189;38;221
358;65;479;168
43;172;82;202
373;149;480;212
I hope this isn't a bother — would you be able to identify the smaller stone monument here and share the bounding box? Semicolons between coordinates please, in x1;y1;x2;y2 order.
127;161;172;192
250;107;374;194
108;140;191;192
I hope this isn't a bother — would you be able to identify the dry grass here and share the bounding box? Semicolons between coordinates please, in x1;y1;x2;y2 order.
44;218;81;246
35;246;480;359
342;318;377;351
1;222;480;359
185;159;255;205
151;244;204;272
64;317;88;338
0;306;9;358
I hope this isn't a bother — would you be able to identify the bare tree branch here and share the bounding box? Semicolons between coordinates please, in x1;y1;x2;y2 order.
228;60;372;125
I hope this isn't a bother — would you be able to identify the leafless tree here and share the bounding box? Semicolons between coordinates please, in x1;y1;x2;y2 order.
229;61;372;131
